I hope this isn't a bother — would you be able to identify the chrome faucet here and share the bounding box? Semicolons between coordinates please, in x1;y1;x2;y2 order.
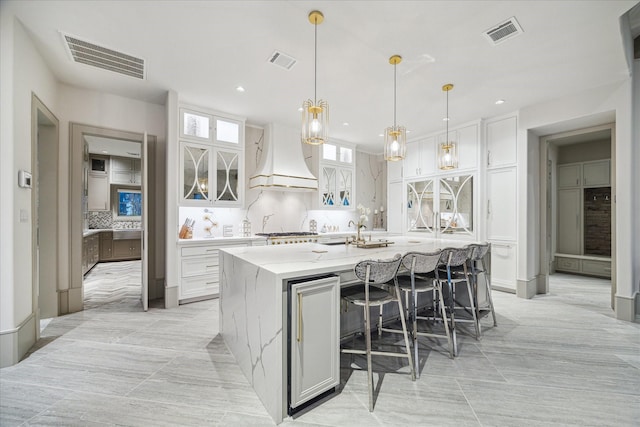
348;220;356;228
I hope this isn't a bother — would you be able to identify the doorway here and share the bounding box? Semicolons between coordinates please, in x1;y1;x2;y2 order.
69;123;156;314
32;95;59;336
540;123;616;310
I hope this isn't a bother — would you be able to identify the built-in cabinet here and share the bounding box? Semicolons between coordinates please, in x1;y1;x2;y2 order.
179;107;245;207
313;141;355;208
112;239;141;260
178;239;264;302
111;156;141;185
289;275;340;411
87;172;110;211
555;159;611;278
82;234;100;275
485;116;518;291
83;231;141;275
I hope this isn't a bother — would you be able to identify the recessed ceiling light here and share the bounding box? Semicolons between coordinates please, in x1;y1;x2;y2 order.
236;86;245;92
297;107;304;112
495;99;505;105
343;122;349;126
406;130;411;133
379;133;384;137
443;117;450;121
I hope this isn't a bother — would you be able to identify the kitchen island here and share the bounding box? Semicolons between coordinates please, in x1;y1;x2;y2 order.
219;236;473;424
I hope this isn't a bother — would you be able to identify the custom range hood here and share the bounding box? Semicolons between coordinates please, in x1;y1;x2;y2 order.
249;123;318;191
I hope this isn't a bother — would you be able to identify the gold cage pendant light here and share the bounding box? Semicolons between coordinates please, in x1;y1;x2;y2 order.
384;55;406;161
302;10;329;145
438;83;458;170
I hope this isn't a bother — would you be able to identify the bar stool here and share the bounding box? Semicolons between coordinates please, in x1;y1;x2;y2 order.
388;251;453;377
466;243;497;333
341;254;415;411
437;246;475;352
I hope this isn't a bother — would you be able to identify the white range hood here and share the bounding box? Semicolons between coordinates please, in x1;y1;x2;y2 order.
249;123;318;191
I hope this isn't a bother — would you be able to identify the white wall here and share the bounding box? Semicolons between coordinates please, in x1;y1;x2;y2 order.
0;13;59;366
56;84;167;295
520;80;638;308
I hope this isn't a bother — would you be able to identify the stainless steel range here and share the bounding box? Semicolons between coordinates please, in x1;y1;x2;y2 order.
255;232;319;245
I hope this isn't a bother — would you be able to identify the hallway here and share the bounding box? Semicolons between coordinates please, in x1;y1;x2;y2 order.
1;274;638;426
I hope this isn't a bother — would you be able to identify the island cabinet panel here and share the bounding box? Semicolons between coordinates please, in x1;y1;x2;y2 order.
289;276;340;410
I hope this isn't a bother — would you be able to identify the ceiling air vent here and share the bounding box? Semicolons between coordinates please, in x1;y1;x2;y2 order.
62;33;145;79
268;50;297;70
483;17;524;45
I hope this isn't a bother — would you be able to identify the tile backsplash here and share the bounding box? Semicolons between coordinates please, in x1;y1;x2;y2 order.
89;211;141;229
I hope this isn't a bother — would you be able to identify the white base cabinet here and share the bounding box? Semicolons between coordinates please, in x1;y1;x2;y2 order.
179;240;252;302
289;276;340;411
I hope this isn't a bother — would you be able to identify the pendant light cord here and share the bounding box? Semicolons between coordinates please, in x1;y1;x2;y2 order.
393;62;397;128
446;88;449;141
314;19;318;104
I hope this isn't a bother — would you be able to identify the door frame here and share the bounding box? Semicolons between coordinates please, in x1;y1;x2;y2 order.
69;123;156;313
31;94;59;336
539;122;616;306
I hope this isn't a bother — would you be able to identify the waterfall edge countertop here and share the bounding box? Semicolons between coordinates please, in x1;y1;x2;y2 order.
218;236;474;424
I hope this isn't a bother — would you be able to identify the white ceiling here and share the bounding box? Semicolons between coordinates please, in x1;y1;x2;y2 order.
5;0;638;151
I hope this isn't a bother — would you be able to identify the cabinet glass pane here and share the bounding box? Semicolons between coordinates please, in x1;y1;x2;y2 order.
440;175;473;234
216;119;239;144
322;166;336;206
338;169;352;206
339;147;353;164
215;150;239;201
183;145;209;200
183;112;210;139
407;180;435;232
322;144;337;161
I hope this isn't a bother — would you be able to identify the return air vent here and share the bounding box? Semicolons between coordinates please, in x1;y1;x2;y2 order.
268;50;297;70
483;17;524;45
62;33;145;79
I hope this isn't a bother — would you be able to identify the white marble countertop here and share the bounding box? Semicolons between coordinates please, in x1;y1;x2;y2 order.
219;236;473;277
177;235;267;244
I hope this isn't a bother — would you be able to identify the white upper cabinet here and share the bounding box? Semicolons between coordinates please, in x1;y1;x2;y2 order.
486;116;517;168
315;140;355;209
111;156;141;185
558;164;581;188
583;159;610;187
455;123;479;170
179;105;245;207
486;167;517;241
404;137;435;179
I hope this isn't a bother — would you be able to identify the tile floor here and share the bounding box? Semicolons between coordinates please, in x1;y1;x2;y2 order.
1;270;639;426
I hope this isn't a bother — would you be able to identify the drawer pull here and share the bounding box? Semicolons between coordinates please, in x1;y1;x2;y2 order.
206;265;216;268
206;281;216;285
297;292;303;343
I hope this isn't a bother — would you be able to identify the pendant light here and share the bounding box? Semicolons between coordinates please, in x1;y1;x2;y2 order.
302;10;329;145
384;55;406;161
438;83;458;170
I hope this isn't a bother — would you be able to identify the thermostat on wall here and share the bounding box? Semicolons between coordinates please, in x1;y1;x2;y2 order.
18;170;32;189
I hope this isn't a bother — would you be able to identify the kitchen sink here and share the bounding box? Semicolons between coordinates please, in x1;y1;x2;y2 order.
113;229;142;240
318;241;347;246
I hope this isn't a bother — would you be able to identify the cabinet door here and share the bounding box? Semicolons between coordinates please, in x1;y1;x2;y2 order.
214;148;241;203
181;108;212;141
337;168;352;207
557;188;581;254
486;117;517;168
290;276;340;409
87;173;109;211
181;143;211;203
100;238;113;260
320;165;337;206
418;137;436;176
490;242;517;292
456;124;478;170
387;157;403;182
583;160;610;187
407;179;435;233
387;181;403;233
404;141;421;179
487;168;517;241
558;164;581;188
214;117;242;146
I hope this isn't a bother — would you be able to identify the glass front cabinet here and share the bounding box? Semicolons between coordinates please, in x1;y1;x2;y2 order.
406;174;474;237
179;107;244;206
318;142;355;208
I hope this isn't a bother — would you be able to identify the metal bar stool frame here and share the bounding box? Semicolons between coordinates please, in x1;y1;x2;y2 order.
341;254;415;412
465;243;498;335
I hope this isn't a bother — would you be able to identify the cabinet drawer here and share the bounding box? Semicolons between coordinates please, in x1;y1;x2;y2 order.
582;260;611;277
181;246;220;257
181;256;219;277
339;270;358;286
181;274;219;297
556;257;580;272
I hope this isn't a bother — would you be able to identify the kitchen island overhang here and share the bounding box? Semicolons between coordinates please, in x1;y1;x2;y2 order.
219;237;475;424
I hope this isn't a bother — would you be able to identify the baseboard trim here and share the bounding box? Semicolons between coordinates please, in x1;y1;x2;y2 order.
0;313;36;368
615;293;638;322
165;284;179;308
516;278;537;299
